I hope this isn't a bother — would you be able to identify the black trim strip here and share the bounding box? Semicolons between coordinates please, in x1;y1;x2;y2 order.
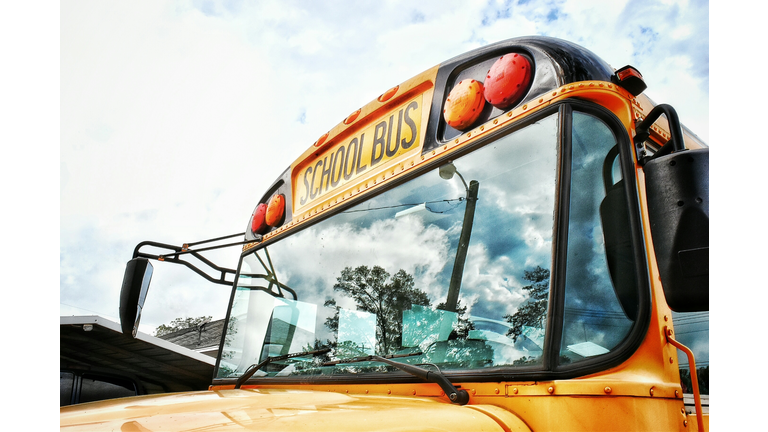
548;100;651;378
216;100;651;387
546;104;572;372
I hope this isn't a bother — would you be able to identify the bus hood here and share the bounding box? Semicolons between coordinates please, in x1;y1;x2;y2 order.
60;388;529;431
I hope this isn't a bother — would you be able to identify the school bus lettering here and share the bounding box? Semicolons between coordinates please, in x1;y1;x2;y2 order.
371;120;387;166
400;100;418;150
294;94;422;212
353;134;367;176
300;166;312;205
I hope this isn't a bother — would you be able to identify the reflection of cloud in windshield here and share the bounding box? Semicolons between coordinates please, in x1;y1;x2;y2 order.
460;243;526;320
268;216;451;308
255;113;562;348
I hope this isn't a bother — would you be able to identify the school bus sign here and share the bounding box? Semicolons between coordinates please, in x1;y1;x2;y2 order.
293;94;422;213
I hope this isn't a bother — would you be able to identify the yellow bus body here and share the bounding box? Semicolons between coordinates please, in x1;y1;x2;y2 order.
62;36;708;431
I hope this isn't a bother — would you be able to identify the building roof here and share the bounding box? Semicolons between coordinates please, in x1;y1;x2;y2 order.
156;319;225;357
60;316;215;393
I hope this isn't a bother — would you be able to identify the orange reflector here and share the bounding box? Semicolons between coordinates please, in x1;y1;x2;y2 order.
314;132;329;148
613;65;647;97
251;203;268;235
344;109;361;125
378;85;399;103
443;79;485;130
483;53;532;109
265;194;285;227
617;67;643;81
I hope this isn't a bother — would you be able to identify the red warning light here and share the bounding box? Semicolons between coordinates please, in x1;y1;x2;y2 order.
265;194;286;227
443;79;485;131
251;203;268;235
483;53;532;109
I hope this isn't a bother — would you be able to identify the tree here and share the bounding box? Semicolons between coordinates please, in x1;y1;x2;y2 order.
503;266;549;342
154;316;212;337
436;299;475;340
332;265;430;354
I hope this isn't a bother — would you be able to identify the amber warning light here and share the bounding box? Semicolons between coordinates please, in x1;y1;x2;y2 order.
250;193;286;236
443;53;533;131
612;65;646;97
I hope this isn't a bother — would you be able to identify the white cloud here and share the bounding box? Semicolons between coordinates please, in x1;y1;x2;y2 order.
268;216;452;304
60;0;709;335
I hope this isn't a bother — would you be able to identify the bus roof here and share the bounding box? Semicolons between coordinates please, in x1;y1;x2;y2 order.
243;36;652;249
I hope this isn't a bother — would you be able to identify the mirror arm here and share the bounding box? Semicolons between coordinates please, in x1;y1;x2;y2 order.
634;104;686;166
132;233;252;286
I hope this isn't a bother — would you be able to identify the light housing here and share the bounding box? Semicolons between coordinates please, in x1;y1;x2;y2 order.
612;65;646;97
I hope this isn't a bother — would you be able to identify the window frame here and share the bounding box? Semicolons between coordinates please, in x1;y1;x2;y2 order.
546;101;651;379
212;100;651;386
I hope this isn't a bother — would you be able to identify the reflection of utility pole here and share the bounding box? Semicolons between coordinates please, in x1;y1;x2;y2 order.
440;163;479;313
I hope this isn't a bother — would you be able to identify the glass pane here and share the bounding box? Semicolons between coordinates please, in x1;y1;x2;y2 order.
672;311;709;395
60;371;74;407
79;374;136;404
559;111;637;364
218;113;559;379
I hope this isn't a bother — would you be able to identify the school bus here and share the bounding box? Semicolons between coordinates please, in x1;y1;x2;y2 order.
61;35;709;431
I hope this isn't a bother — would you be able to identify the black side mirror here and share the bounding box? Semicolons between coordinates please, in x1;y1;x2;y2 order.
119;258;154;337
644;148;709;312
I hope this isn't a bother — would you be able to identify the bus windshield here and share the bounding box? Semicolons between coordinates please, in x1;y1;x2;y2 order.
216;107;640;380
217;113;556;379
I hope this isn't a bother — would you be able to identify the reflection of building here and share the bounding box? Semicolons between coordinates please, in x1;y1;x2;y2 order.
260;314;316;359
157;319;226;358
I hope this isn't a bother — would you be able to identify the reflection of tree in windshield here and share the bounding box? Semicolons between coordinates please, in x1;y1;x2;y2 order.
332;265;430;355
436;299;474;339
504;266;549;342
318;265;496;371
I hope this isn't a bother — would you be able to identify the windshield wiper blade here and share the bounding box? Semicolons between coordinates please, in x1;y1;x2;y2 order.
234;347;331;389
323;352;470;405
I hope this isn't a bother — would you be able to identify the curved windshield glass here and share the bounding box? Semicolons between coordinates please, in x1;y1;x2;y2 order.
218;114;560;379
559;111;639;363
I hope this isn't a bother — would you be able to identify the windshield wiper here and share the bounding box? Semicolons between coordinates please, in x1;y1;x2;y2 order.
323;352;470;405
234;347;331;389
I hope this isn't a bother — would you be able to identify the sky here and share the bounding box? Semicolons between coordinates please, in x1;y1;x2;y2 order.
53;0;715;337
5;0;712;343
53;0;713;338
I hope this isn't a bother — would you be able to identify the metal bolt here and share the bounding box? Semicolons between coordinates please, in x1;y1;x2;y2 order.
547;386;555;394
449;393;458;401
512;388;518;394
495;388;499;395
649;387;655;396
604;386;612;394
